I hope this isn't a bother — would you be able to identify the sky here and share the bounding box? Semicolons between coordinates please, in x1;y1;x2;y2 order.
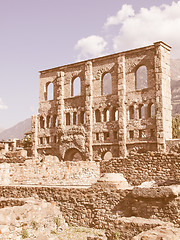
0;0;180;130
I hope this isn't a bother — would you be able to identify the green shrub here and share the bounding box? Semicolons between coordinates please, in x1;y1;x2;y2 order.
54;217;61;230
31;220;38;229
21;228;29;238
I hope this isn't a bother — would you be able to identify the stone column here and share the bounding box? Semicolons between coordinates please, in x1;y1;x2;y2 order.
154;42;172;152
31;115;38;158
117;55;127;157
85;61;93;161
57;71;65;127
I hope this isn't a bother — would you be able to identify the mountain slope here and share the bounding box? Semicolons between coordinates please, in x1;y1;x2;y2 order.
0;118;31;140
171;59;180;115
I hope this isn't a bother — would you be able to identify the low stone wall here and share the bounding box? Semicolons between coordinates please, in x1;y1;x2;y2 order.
0;156;100;186
100;152;180;185
0;184;179;239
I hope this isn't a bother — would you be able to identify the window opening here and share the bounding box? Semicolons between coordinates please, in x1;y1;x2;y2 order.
40;137;43;145
40;116;45;128
136;66;148;90
102;73;112;95
139;104;145;119
150;129;155;137
113;131;118;139
95;109;101;122
104;132;109;140
139;130;146;139
129;130;134;139
73;112;78;125
112;107;118;121
148;103;155;118
46;115;51;128
52;115;58;128
47;82;54;100
129;106;134;119
96;133;99;141
80;111;85;124
104;109;109;122
72;77;81;96
66;113;70;125
46;136;50;144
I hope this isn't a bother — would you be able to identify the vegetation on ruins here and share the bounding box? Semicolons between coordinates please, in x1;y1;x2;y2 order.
21;228;29;238
172;114;180;138
22;132;32;148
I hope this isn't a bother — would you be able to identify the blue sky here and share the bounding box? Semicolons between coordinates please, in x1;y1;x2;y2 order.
0;0;180;130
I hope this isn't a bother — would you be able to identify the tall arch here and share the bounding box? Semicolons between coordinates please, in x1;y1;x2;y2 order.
129;105;135;119
40;116;45;128
148;103;155;118
72;77;81;96
138;104;145;119
95;109;101;122
103;108;109;122
64;148;84;161
46;82;54;100
136;66;148;90
102;73;112;95
112;107;118;121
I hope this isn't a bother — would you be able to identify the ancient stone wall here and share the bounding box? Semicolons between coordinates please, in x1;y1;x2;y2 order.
101;152;180;185
0;184;179;239
0;156;100;186
32;41;172;161
0;151;179;187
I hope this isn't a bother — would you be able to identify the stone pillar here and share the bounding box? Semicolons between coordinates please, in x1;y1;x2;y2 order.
154;42;172;152
57;71;65;127
117;55;127;157
85;61;93;161
31;115;38;158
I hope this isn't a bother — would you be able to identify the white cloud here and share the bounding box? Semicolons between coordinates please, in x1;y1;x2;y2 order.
104;4;134;27
111;1;180;58
75;35;107;60
75;1;180;59
0;98;8;110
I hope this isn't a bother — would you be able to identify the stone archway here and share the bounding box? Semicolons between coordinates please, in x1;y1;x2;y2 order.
102;151;112;161
64;148;84;161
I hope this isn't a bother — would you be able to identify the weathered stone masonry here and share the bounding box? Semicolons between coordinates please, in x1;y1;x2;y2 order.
32;41;172;160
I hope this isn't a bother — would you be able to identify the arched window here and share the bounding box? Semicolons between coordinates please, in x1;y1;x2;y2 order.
72;77;81;96
138;104;145;119
136;66;148;90
102;73;112;95
103;109;109;122
46;115;51;128
52;115;58;128
73;112;78;125
66;113;70;125
129;106;134;119
47;82;54;100
148;103;155;118
112;107;118;121
40;116;45;129
95;109;101;122
80;111;85;124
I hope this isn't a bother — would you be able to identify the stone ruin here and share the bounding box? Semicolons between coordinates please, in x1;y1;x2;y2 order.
0;42;179;239
31;41;172;161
